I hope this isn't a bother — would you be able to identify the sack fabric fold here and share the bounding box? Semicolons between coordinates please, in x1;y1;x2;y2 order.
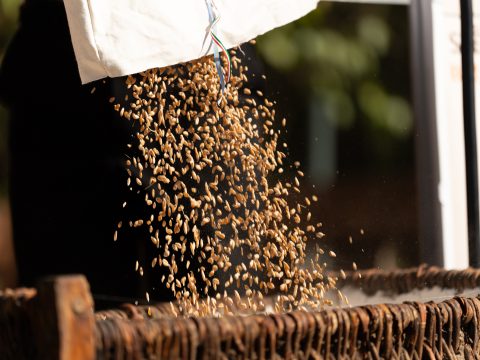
62;0;319;84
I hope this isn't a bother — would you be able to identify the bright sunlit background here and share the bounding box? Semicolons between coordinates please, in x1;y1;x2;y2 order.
0;1;416;288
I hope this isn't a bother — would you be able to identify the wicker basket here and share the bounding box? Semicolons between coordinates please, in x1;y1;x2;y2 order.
2;266;480;359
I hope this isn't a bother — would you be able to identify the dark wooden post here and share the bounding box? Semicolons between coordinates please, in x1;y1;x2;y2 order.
31;275;95;360
409;0;444;267
460;0;480;267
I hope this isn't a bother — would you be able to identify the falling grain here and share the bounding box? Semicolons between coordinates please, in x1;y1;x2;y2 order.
112;52;340;316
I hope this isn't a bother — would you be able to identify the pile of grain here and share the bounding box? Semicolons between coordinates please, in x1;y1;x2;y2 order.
113;49;340;316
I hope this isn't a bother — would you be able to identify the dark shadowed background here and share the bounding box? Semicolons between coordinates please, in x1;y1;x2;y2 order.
0;1;416;289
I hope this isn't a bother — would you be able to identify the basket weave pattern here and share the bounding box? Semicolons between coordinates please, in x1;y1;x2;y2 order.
94;297;480;359
3;267;480;359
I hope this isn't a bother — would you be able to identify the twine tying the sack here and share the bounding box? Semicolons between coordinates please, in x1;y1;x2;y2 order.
204;0;232;94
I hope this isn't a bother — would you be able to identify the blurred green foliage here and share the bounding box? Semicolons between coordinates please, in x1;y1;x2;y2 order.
0;0;20;64
256;3;413;163
0;0;21;197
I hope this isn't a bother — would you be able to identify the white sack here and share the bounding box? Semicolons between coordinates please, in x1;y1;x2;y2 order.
62;0;320;84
